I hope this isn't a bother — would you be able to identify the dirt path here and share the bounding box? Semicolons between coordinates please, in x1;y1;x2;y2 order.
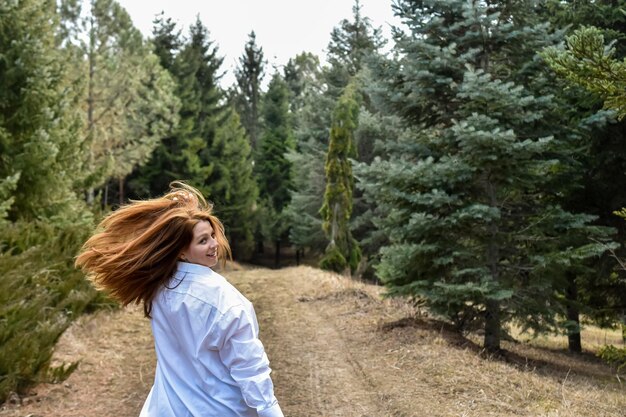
1;266;625;417
235;268;390;417
0;266;391;417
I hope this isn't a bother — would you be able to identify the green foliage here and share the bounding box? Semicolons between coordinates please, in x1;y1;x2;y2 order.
150;12;182;70
539;1;626;336
325;0;385;96
597;344;626;373
319;245;348;273
283;52;323;113
285;139;328;252
543;26;626;119
234;31;265;151
0;221;108;403
173;17;224;196
126;15;186;198
284;53;332;253
210;107;259;259
356;0;613;351
286;0;385;258
255;73;295;252
257;73;294;213
59;0;179;200
0;0;85;220
320;81;361;274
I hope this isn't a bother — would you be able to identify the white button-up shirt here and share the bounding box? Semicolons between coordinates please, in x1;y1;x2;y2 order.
139;262;284;417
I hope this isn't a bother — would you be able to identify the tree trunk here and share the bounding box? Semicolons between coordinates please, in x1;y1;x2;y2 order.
484;179;501;353
274;240;280;268
484;299;501;352
566;272;582;353
103;184;108;209
86;14;96;206
118;177;125;205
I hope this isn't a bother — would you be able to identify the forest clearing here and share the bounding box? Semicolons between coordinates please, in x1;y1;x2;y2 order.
1;265;624;417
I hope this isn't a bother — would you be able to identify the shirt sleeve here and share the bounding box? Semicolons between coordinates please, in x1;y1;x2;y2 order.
216;305;284;417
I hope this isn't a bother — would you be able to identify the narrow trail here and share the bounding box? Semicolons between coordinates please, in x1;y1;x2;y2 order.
234;268;391;417
2;266;625;417
0;266;395;417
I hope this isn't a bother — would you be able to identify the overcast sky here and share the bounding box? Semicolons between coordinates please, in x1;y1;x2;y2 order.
117;0;400;87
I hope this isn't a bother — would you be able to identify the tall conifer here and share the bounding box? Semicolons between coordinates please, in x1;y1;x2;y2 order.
234;31;265;151
59;0;178;204
0;0;84;221
320;81;361;273
256;73;294;264
356;0;612;352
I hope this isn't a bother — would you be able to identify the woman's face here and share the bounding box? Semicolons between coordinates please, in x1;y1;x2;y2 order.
180;220;219;268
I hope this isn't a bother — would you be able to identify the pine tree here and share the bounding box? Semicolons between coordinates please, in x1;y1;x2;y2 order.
356;0;613;352
0;0;85;221
285;1;384;259
59;0;179;204
256;73;294;264
544;26;626;119
234;31;265;151
544;22;626;352
125;13;184;198
320;81;361;273
283;53;333;257
151;11;182;71
171;17;225;196
325;0;385;95
209;107;259;259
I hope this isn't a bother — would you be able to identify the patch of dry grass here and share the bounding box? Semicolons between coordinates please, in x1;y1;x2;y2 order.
287;266;626;417
2;265;623;417
0;305;154;417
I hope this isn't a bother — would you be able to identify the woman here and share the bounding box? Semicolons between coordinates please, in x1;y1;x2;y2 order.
76;182;284;417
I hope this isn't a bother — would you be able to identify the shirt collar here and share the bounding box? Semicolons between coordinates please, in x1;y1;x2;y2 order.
176;261;215;276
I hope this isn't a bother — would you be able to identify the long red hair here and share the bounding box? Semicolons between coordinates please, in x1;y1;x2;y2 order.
75;182;231;317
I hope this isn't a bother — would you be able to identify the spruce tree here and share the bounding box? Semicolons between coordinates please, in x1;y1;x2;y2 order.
325;0;385;95
234;31;265;151
356;0;612;352
320;81;361;274
171;17;224;196
286;3;384;259
0;0;85;221
543;24;626;350
151;11;182;71
256;73;294;264
539;0;626;351
126;13;184;198
283;53;333;257
209;107;259;259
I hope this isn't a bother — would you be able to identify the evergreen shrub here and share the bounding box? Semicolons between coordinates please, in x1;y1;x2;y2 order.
0;221;110;402
320;245;348;273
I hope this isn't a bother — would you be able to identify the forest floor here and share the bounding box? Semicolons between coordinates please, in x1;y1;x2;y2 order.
1;265;625;417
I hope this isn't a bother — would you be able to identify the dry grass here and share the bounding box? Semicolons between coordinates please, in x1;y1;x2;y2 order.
255;266;626;417
0;305;154;417
1;265;624;417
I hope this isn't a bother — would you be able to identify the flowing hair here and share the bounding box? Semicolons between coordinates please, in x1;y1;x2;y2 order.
75;182;232;317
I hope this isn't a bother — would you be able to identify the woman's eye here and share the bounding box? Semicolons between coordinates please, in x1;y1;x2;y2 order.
200;238;207;244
